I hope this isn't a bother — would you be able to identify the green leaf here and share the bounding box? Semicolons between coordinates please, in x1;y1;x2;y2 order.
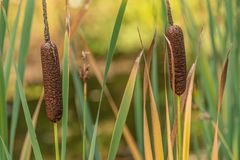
134;72;143;155
14;65;43;160
20;91;43;160
61;32;69;160
0;57;7;160
0;0;9;55
9;0;35;156
107;51;143;160
4;0;22;89
88;0;128;159
0;136;10;160
182;63;196;160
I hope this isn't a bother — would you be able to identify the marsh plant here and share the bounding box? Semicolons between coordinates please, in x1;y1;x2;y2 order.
0;0;238;159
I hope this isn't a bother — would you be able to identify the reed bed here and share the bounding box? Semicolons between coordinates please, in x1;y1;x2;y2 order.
0;0;239;159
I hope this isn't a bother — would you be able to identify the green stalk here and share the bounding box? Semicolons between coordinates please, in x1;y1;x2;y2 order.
54;123;60;160
177;95;181;160
83;82;87;160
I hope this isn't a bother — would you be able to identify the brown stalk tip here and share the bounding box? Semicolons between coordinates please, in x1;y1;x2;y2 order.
41;41;63;122
166;25;187;95
80;51;90;82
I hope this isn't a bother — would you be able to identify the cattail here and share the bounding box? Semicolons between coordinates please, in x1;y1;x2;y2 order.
166;0;186;95
41;0;62;122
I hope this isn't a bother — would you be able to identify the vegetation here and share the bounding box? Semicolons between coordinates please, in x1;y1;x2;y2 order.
0;0;239;159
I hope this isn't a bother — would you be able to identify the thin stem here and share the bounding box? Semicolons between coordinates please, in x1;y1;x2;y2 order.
83;81;87;160
54;123;60;160
177;96;181;160
166;0;173;26
42;0;50;42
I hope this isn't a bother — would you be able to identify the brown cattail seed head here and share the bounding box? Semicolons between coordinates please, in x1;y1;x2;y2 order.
41;41;63;122
166;25;187;95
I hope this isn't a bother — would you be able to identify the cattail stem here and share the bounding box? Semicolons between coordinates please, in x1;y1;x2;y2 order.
177;96;181;160
166;0;173;26
83;81;87;160
54;123;60;160
42;0;50;42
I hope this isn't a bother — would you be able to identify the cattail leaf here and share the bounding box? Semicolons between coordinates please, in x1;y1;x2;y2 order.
14;65;43;160
0;136;10;160
161;0;168;29
84;46;141;159
3;1;22;88
20;91;43;160
142;32;157;160
232;126;239;160
134;72;144;155
61;32;70;160
107;51;143;160
164;34;176;95
0;0;9;55
151;46;160;114
148;70;164;159
164;52;173;160
211;54;230;160
88;0;128;159
182;62;196;160
10;0;35;156
143;32;164;159
0;2;9;39
217;54;229;113
143;107;153;160
0;58;7;160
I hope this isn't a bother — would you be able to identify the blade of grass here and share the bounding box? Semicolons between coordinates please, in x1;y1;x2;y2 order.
88;0;128;159
107;51;143;160
148;67;164;159
85;47;141;159
211;53;230;160
14;65;43;160
143;106;153;160
9;0;35;157
143;32;164;159
211;121;233;159
233;125;239;160
61;31;70;160
20;90;44;160
164;51;173;160
0;136;10;160
142;32;157;160
4;0;22;88
161;0;167;29
0;0;9;55
134;72;144;155
0;57;7;160
182;62;197;160
151;47;160;114
0;1;9;43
